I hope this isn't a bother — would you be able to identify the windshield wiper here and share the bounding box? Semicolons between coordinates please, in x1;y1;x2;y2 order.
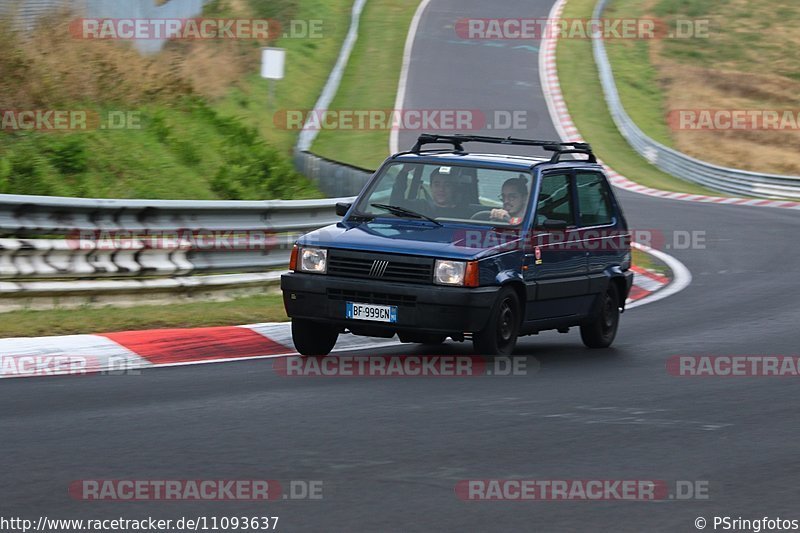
370;203;442;226
347;211;375;222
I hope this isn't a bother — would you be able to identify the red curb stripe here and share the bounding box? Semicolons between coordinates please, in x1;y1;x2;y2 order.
627;285;651;302
630;265;670;285
101;326;291;365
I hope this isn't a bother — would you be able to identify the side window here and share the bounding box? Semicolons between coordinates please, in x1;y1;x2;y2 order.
535;173;575;228
384;164;424;205
576;172;614;226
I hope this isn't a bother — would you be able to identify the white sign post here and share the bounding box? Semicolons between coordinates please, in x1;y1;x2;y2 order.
261;47;286;109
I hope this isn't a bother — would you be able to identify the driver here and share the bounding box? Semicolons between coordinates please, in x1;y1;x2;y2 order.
490;176;528;224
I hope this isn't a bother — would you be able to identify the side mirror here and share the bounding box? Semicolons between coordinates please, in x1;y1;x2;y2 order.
335;202;352;217
542;218;569;230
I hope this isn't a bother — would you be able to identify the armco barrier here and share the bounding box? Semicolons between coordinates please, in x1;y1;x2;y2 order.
293;150;374;197
592;0;800;200
291;0;376;197
0;194;354;309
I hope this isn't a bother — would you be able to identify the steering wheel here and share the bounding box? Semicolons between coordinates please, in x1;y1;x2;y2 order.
470;210;494;221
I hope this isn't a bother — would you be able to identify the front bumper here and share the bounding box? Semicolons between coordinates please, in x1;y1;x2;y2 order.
622;269;634;309
281;272;500;334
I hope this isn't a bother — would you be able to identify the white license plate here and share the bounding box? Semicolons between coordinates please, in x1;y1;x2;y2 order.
346;302;397;323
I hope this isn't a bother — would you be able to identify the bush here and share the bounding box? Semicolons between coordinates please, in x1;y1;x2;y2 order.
43;136;88;175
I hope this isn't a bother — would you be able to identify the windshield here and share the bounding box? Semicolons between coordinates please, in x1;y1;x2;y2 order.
353;162;533;226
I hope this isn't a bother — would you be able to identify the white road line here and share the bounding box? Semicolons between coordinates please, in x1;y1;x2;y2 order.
540;0;571;142
390;0;433;154
627;242;692;309
296;0;367;151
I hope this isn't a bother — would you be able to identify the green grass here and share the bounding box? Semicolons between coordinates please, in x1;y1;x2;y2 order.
311;0;419;169
0;293;289;338
556;0;718;195
650;0;799;80
601;0;798;147
0;0;357;199
596;0;800;183
603;0;674;146
632;247;668;276
0;100;321;199
211;0;355;156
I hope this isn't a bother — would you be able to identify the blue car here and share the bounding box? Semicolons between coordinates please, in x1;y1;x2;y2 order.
281;134;634;355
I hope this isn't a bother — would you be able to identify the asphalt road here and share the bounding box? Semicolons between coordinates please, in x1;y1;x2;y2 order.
2;1;800;531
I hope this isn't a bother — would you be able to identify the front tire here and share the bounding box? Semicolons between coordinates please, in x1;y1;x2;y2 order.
580;283;620;348
292;319;338;356
473;287;520;356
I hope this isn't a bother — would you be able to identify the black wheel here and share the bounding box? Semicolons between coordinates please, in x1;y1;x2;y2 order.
473;287;520;356
580;283;620;348
291;319;338;356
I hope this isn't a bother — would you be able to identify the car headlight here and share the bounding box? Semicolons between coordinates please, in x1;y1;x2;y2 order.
434;259;466;286
299;247;328;274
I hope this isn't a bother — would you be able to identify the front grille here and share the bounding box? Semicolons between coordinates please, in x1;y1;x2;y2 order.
327;250;433;284
327;289;417;307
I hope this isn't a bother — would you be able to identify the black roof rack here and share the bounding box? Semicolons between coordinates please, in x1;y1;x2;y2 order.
407;133;596;164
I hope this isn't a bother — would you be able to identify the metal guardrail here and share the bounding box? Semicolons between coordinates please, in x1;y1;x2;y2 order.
295;0;368;152
290;0;375;197
593;0;800;200
293;150;374;197
0;194;355;304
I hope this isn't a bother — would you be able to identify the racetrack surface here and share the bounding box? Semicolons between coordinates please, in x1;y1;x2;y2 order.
2;1;799;531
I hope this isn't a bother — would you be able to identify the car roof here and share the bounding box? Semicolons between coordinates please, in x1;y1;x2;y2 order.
391;151;604;173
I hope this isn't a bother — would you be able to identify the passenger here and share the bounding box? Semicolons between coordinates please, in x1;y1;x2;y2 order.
490;176;528;224
429;168;458;208
429;168;461;215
